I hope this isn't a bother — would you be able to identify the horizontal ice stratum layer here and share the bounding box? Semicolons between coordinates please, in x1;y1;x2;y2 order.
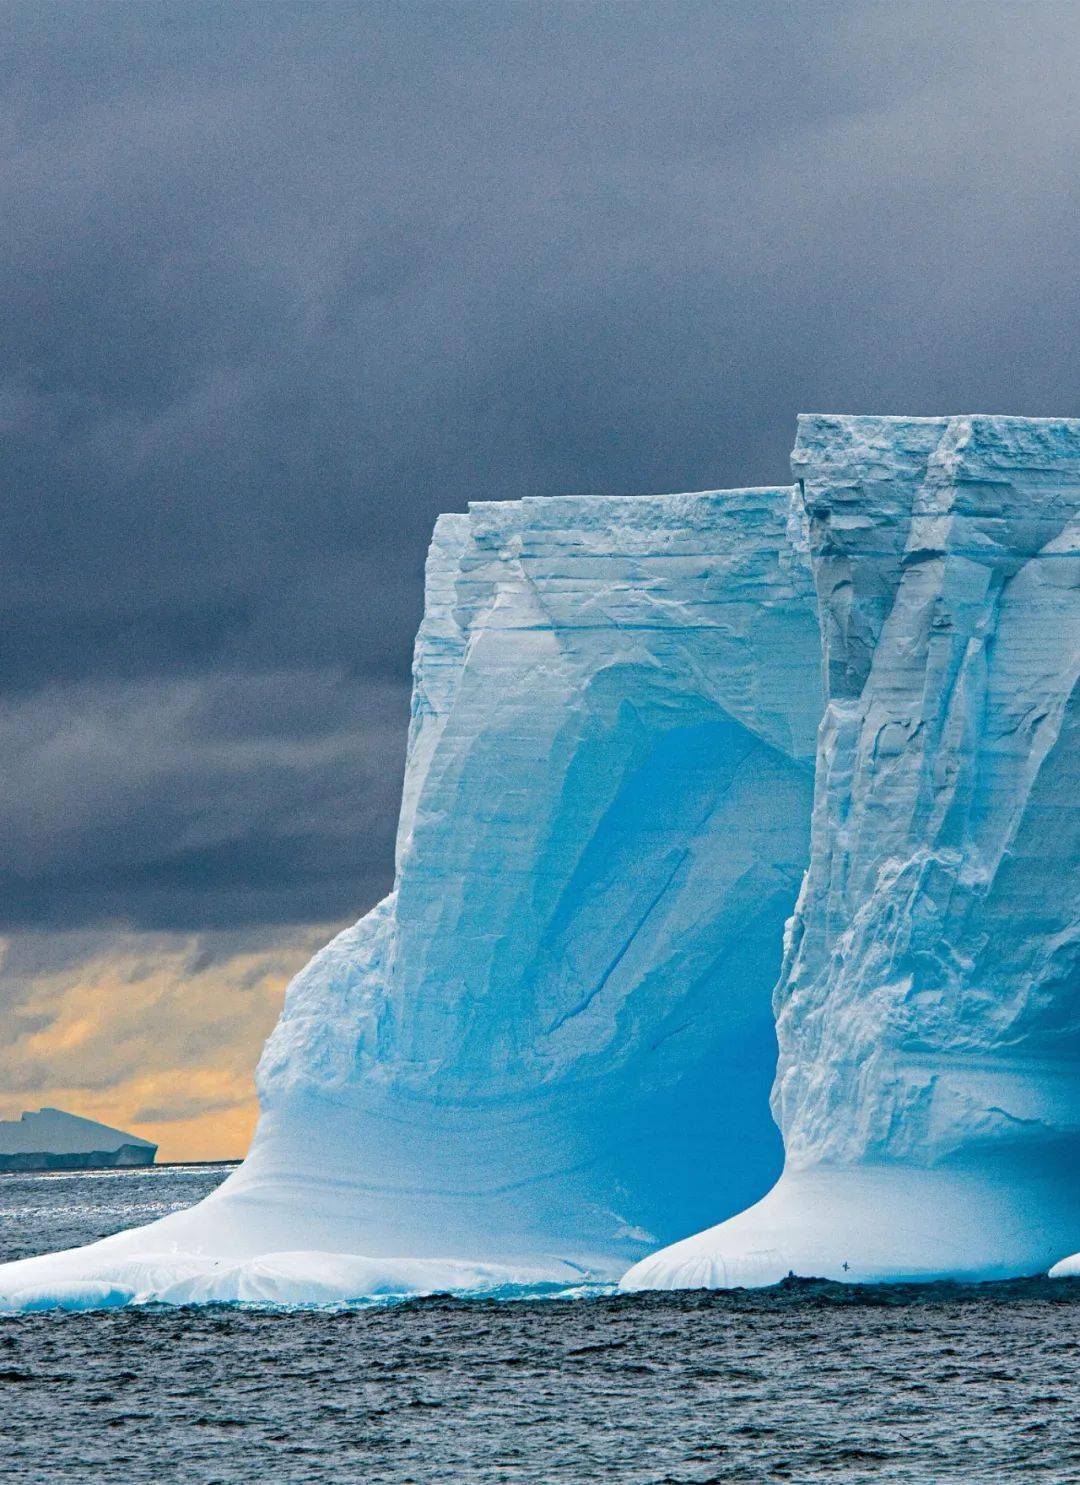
0;486;823;1309
623;414;1080;1290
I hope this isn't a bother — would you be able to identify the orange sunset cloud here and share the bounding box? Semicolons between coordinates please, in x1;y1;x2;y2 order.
0;924;341;1161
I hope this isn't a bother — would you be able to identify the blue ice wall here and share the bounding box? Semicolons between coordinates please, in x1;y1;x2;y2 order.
251;489;822;1269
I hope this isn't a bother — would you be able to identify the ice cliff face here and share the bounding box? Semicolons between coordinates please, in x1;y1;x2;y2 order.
0;486;820;1308
624;415;1080;1290
236;489;823;1271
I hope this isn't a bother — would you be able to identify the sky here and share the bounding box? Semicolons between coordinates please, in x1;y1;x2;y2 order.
3;0;1079;1158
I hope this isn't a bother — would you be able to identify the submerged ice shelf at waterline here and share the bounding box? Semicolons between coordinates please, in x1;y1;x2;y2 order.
0;485;822;1312
623;414;1080;1293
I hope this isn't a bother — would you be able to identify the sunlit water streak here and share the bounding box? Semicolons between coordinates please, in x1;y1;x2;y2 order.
2;1166;1080;1482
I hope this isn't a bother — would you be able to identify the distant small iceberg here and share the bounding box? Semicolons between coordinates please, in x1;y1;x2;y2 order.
0;1107;156;1174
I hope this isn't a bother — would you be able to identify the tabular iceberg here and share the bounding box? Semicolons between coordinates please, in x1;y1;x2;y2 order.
623;414;1080;1290
0;487;821;1309
5;413;1077;1310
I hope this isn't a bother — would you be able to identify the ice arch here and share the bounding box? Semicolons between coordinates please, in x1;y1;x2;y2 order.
0;487;820;1308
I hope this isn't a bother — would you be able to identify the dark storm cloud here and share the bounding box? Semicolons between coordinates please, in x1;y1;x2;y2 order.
3;0;1080;932
0;671;407;928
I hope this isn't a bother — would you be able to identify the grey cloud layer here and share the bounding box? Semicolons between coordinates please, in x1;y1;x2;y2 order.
0;673;407;928
4;0;1080;932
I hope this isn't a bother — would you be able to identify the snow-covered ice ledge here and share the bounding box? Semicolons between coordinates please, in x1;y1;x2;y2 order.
624;414;1080;1291
0;486;821;1311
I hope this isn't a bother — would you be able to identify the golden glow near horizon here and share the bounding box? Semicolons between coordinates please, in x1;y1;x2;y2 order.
0;923;340;1162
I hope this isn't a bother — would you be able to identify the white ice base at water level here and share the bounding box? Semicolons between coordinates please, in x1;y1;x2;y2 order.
0;1181;609;1313
620;1162;1080;1291
0;1250;583;1313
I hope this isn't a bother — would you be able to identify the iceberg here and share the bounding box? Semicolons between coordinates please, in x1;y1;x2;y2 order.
6;413;1077;1310
0;487;821;1309
623;415;1080;1290
0;1107;156;1172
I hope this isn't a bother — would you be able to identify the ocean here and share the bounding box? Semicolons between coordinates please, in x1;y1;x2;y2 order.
2;1165;1080;1483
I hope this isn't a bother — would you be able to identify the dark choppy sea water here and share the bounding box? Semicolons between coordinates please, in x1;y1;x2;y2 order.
3;1167;1080;1483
